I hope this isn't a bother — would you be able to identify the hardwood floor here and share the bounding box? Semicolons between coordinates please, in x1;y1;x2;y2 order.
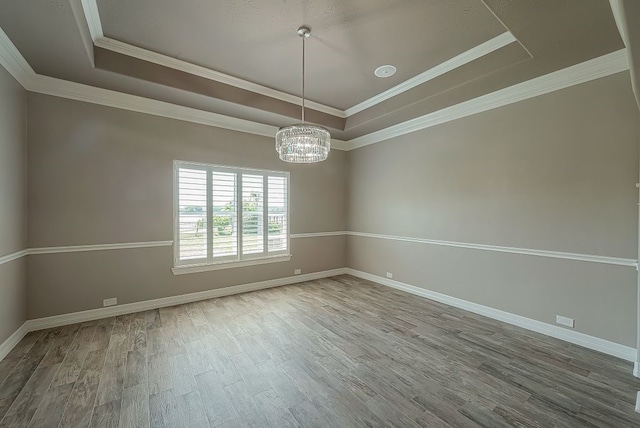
1;275;639;427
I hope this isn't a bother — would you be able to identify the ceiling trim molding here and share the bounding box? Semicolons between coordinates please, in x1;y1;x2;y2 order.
79;0;521;119
0;28;346;151
94;36;347;119
348;48;630;150
80;0;104;40
26;73;350;150
609;0;628;47
0;27;34;87
29;73;277;135
70;0;96;66
0;22;627;153
81;0;345;118
344;31;518;116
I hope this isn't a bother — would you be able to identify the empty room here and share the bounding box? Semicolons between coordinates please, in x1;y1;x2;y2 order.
1;0;640;427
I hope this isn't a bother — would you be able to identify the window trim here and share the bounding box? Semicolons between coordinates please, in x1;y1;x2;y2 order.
173;160;290;273
171;254;292;275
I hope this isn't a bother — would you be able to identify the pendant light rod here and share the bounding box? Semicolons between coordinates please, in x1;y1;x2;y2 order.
297;26;311;124
302;32;305;123
275;25;330;163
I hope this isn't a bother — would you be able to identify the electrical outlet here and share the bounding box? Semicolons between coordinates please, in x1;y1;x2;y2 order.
386;272;393;279
103;298;117;307
294;269;301;275
556;315;574;328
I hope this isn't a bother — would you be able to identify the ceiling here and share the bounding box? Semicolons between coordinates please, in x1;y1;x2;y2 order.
98;0;506;110
0;0;625;140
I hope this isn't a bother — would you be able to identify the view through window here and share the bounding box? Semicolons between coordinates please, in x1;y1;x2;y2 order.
175;161;289;266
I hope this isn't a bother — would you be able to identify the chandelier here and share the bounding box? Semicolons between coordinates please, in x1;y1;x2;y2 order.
276;26;331;163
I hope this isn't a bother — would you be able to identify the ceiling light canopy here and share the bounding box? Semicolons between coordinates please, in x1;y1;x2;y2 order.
276;26;330;163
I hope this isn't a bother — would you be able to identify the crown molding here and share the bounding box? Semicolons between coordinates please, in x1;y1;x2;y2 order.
80;0;103;41
0;21;629;153
609;0;628;47
0;27;34;87
94;37;347;119
345;31;518;116
81;0;345;119
81;0;522;120
348;48;630;150
94;31;517;120
29;73;280;135
26;73;349;149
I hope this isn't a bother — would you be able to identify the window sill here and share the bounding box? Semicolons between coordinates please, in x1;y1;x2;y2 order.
172;254;292;275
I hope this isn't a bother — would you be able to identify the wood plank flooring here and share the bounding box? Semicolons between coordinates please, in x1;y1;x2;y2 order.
1;275;639;427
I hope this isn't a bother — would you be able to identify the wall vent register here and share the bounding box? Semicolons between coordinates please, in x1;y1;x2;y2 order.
174;161;290;272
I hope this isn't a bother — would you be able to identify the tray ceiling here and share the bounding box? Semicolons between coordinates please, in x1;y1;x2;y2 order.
97;0;507;110
0;0;625;140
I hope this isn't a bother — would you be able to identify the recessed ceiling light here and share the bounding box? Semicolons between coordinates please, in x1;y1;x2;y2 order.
374;65;397;78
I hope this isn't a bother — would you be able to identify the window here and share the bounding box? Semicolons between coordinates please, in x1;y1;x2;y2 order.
173;161;290;273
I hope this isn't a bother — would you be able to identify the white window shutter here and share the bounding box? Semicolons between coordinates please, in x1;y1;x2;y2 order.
241;174;265;255
268;175;288;253
212;171;238;258
175;162;289;268
177;168;208;262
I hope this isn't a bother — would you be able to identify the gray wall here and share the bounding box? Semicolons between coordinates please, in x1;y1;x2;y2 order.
26;93;347;318
12;68;640;352
0;65;27;343
348;72;640;347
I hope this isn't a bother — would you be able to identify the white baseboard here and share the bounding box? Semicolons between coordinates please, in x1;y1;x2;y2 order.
634;361;639;378
24;268;347;332
0;268;346;361
345;268;637;363
0;322;29;362
0;268;347;362
3;266;637;370
636;391;640;414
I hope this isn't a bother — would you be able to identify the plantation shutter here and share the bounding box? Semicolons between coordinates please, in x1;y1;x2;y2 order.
211;171;238;258
177;167;208;262
241;174;264;255
175;162;289;268
268;175;288;253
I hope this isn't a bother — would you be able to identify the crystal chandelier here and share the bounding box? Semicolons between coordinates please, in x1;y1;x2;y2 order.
276;26;331;163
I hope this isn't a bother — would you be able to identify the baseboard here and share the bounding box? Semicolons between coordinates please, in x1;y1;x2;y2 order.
0;268;345;362
24;268;348;332
636;391;640;414
5;267;636;368
0;322;29;362
634;361;639;378
345;268;637;362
